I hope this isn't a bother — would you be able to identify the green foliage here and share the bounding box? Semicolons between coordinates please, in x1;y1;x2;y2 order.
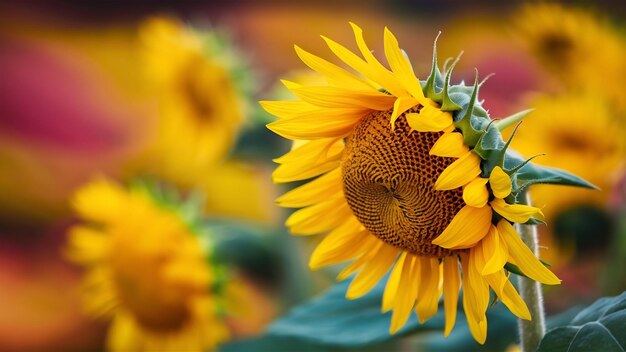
538;292;626;352
220;275;525;351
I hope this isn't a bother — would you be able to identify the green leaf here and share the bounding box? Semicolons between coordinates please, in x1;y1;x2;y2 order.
538;291;626;352
263;276;445;347
222;274;527;351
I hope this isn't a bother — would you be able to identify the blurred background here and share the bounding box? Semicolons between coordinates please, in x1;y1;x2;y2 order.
0;1;625;351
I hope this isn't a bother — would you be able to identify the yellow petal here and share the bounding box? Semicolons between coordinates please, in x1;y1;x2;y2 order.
272;139;343;183
429;132;469;158
415;257;440;323
489;166;512;199
337;240;384;281
267;107;366;140
288;84;396;110
346;244;399;299
432;205;492;249
276;168;342;207
310;226;376;269
434;152;482;190
72;178;126;222
480;225;509;275
348;22;409;97
286;196;352;235
484;271;531;320
442;256;460;337
491;198;545;224
497;220;561;285
294;45;373;91
390;96;419;129
259;100;315;119
382;252;408;312
388;254;419;333
463;178;489;208
461;253;489;344
405;107;453;132
382;27;425;101
65;226;110;264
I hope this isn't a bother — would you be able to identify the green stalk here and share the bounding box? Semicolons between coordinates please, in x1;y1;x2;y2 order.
516;191;546;352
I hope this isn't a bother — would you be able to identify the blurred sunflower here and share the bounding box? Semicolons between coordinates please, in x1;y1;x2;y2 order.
515;3;626;111
65;178;234;351
135;16;249;187
262;24;591;343
510;93;625;217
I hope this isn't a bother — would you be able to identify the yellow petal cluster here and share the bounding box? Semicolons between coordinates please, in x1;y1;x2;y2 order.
66;178;229;352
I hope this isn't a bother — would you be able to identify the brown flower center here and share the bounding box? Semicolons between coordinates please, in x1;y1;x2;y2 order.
342;108;465;257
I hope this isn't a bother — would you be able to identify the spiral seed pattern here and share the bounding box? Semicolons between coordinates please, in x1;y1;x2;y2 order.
342;108;466;257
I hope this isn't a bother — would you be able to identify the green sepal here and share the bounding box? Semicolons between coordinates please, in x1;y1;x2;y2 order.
504;152;598;190
422;32;444;99
473;123;506;175
440;60;462;111
452;71;484;147
493;109;533;131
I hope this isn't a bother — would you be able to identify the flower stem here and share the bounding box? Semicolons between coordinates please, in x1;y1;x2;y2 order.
516;192;546;352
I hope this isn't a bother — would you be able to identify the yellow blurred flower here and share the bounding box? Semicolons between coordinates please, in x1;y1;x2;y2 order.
65;178;231;352
510;93;626;218
134;16;246;187
515;3;626;111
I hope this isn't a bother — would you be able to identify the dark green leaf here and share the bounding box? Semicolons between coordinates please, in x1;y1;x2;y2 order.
263;275;445;347
538;291;626;352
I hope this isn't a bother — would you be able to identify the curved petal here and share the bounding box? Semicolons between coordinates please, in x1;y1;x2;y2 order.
461;253;489;345
484;271;531;320
272;139;344;183
276;168;343;207
388;253;419;333
294;45;373;91
434;152;482;191
349;22;410;97
491;198;545;224
442;256;460;337
480;225;509;275
382;27;425;101
390;96;420;129
288;84;395;110
429;132;469;158
286;196;353;235
432;205;492;249
489;166;512;199
415;257;440;323
345;243;399;299
267;107;366;140
405;106;453;132
497;220;561;285
463;178;489;208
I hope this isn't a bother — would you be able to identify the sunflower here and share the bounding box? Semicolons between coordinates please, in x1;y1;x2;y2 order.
261;23;592;343
515;3;626;111
65;178;230;351
136;16;248;187
509;93;625;219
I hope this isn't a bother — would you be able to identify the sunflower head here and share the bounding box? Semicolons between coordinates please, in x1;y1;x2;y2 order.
262;23;594;343
515;3;626;93
136;16;252;187
66;178;231;351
